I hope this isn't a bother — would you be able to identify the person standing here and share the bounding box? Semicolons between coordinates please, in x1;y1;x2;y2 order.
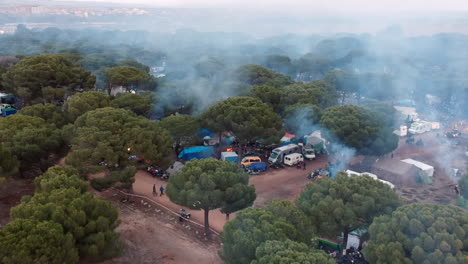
303;161;306;170
160;185;165;196
152;184;156;196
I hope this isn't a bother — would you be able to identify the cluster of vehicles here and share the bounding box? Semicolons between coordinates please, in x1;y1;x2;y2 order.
239;135;327;174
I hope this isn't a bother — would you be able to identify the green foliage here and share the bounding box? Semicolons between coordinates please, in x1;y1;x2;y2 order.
250;85;281;112
234;64;293;88
167;158;255;233
361;98;397;127
34;166;88;194
294;53;332;75
220;208;302;264
459;174;468;200
252;239;335;264
266;200;312;241
117;59;150;73
295;173;401;249
202;96;284;144
159;114;200;144
320;105;398;155
66;107;173;173
110;92;153;117
194;57;225;78
0;144;19;176
11;187;119;260
41;86;66;104
63;91;110;122
282;103;322;136
279;81;338;110
1;54;95;103
0;219;79;264
91;167;136;191
364;203;468;264
104;66;155;91
19;103;67;127
0;114;62;165
324;69;359;104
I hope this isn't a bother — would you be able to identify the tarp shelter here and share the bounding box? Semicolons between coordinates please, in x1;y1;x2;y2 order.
166;161;184;175
178;146;215;161
221;152;238;163
401;159;434;184
280;133;296;144
224;135;235;145
345;170;395;189
371;159;419;187
1;107;16;117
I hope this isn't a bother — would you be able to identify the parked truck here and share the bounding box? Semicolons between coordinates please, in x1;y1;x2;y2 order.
268;144;299;164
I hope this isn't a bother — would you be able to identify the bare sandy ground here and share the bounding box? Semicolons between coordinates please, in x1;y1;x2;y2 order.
100;199;222;264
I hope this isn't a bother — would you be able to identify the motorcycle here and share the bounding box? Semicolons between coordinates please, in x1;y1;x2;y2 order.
179;209;191;219
147;165;165;177
307;169;323;181
247;169;260;175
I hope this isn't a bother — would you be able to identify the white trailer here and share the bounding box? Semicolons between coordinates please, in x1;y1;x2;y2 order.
408;121;432;134
284;153;304;166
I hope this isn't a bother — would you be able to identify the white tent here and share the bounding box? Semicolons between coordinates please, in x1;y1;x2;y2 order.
401;159;434;184
345;170;394;189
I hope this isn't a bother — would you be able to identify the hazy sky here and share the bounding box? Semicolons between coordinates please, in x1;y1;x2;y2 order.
68;0;468;13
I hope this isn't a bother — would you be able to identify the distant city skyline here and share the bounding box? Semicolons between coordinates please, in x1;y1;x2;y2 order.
61;0;468;13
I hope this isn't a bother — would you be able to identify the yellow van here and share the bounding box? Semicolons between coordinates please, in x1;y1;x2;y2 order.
241;156;262;167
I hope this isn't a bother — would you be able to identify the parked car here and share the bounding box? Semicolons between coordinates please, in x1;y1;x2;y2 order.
241;156;262;167
247;162;267;172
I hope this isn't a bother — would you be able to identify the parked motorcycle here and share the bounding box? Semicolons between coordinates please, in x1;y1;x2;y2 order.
147;165;165;177
307;169;323;180
247;169;260;175
179;209;191;219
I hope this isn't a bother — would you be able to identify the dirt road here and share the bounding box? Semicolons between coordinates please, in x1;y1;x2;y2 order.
101;199;222;264
132;171;229;232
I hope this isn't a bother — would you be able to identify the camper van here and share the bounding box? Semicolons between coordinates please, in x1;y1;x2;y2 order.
268;144;299;164
284;153;304;166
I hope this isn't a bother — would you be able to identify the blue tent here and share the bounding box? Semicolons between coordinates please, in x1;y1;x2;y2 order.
224;135;235;145
198;128;214;138
178;146;216;161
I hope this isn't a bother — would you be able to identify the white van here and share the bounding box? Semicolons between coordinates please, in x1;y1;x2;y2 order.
283;153;304;166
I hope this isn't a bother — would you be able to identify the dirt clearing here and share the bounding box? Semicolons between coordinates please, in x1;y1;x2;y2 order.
99;191;222;264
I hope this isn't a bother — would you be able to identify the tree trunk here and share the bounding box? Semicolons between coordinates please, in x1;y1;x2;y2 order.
204;208;210;236
237;143;244;166
342;227;349;256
